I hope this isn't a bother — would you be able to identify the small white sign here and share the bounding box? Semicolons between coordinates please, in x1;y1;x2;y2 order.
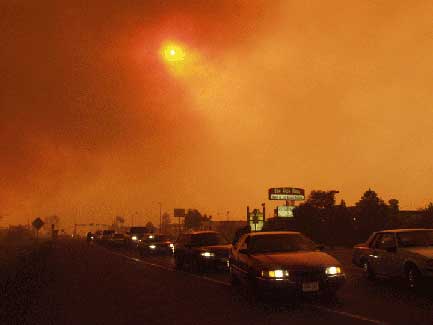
270;194;305;201
277;206;295;217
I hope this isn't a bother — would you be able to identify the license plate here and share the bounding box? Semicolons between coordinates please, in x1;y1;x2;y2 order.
302;282;319;292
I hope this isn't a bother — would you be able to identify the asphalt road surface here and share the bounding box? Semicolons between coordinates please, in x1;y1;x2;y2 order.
16;240;433;325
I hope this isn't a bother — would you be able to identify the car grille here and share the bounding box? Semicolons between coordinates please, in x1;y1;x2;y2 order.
290;268;324;282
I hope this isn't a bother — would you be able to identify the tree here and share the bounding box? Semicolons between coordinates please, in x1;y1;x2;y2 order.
420;203;433;228
306;190;338;209
355;189;389;240
184;209;204;230
295;190;340;244
294;191;356;246
387;199;400;228
388;199;399;214
332;201;355;246
145;221;156;233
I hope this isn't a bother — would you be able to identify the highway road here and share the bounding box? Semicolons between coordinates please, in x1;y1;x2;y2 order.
10;240;433;325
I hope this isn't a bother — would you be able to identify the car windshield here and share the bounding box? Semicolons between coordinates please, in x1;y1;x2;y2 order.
249;234;317;253
397;231;433;247
191;233;228;246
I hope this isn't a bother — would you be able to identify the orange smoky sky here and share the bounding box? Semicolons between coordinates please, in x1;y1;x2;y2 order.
1;0;432;227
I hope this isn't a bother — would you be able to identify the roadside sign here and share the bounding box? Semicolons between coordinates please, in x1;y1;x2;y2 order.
268;187;305;201
277;205;295;218
32;217;44;230
249;209;264;232
174;209;185;218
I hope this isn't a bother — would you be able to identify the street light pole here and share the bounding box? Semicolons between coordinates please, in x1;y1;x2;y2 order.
158;202;162;233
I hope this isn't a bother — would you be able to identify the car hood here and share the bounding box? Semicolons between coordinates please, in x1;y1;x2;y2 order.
250;251;341;269
402;247;433;259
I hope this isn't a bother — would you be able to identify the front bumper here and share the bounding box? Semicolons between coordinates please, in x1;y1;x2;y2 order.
110;241;126;246
200;256;230;271
141;245;173;254
255;273;346;295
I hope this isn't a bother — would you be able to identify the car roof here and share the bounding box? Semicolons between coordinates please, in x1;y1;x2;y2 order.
247;231;301;237
379;229;433;233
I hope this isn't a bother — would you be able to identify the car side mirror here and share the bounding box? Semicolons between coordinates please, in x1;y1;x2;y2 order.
239;248;249;255
386;246;397;253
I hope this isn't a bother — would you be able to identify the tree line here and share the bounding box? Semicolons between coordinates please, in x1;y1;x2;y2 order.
264;189;433;247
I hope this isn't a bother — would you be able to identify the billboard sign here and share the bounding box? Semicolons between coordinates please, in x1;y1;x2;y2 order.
268;187;305;201
174;208;186;218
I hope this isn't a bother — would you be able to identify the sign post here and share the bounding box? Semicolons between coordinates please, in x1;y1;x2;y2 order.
32;217;44;241
174;209;186;235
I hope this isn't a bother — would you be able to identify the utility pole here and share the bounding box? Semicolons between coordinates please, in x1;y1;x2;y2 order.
158;202;162;233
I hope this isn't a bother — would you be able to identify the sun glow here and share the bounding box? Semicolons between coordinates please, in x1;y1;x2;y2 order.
161;43;186;62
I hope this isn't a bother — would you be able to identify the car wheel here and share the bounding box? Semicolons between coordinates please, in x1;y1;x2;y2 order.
406;265;421;289
362;259;375;280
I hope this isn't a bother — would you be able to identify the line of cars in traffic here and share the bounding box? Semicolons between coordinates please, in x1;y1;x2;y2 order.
93;229;174;255
92;227;433;299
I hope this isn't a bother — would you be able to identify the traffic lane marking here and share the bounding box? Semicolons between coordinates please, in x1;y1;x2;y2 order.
311;306;387;325
108;249;387;325
110;250;230;286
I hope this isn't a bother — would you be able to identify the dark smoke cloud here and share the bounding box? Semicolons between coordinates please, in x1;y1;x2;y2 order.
0;0;270;223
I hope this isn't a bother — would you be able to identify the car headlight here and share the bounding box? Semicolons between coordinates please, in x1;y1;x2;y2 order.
132;236;138;241
149;245;156;249
325;266;342;275
169;243;174;248
261;269;290;279
200;252;215;257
